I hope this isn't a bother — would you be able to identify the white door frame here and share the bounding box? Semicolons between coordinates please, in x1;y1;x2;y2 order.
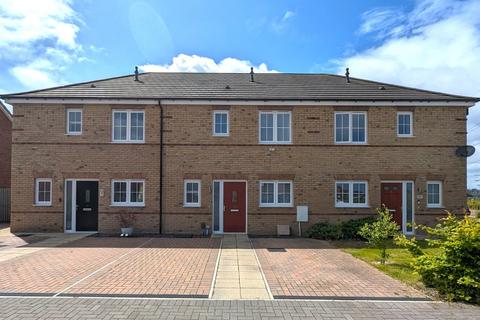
381;180;415;235
64;179;99;233
212;180;248;234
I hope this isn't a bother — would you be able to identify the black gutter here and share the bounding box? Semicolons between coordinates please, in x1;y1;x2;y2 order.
158;100;164;234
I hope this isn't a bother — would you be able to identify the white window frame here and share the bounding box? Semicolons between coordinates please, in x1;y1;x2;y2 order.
259;180;293;208
184;179;201;207
259;111;292;144
334;111;367;144
111;179;145;207
66;109;82;135
112;110;145;143
426;181;443;208
213;110;229;137
212;110;230;137
335;181;369;208
35;178;52;206
397;111;413;137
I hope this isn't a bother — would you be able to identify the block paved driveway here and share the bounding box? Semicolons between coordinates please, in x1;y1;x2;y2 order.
1;297;479;320
252;238;426;300
0;236;220;298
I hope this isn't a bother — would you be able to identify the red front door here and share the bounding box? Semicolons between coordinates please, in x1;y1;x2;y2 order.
381;183;403;227
223;182;246;233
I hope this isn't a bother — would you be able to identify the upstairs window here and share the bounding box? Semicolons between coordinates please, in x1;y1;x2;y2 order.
184;180;201;207
112;110;144;143
35;178;52;206
213;111;229;136
112;180;145;206
259;111;291;144
260;181;293;207
397;112;413;137
335;112;367;144
67;109;82;135
335;181;368;207
427;181;442;208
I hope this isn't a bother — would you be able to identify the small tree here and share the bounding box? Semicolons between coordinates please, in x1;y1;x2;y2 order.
396;213;480;302
358;205;400;265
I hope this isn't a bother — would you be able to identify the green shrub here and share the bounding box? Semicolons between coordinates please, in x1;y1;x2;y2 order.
306;217;376;240
358;206;400;265
340;217;376;240
306;222;342;240
468;198;480;210
396;213;480;303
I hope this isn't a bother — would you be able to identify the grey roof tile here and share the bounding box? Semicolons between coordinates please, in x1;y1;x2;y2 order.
2;72;478;102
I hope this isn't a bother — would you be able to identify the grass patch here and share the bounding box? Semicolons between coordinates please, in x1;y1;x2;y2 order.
332;240;439;289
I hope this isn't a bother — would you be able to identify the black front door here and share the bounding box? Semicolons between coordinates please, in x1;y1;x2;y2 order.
76;181;98;231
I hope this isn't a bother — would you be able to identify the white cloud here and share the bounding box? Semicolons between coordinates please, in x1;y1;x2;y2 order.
139;54;277;73
272;10;295;33
336;0;480;188
0;0;84;89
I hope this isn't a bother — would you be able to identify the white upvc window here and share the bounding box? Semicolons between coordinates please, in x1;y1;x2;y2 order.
259;181;293;207
35;178;52;206
426;181;443;208
259;111;292;144
66;109;82;135
111;180;145;206
397;112;413;137
213;111;229;136
335;181;368;207
334;112;367;144
184;180;201;207
112;110;145;143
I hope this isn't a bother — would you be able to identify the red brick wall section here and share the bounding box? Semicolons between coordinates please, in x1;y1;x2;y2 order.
0;109;11;188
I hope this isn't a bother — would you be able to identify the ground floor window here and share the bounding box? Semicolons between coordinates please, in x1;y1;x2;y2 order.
184;180;201;207
35;178;52;206
335;181;368;207
427;181;442;208
111;180;145;206
259;181;293;207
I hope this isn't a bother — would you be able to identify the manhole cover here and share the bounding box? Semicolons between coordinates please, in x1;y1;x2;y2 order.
267;248;287;252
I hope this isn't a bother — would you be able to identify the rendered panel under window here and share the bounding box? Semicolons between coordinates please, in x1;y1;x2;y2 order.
405;182;414;233
213;182;220;231
65;181;73;231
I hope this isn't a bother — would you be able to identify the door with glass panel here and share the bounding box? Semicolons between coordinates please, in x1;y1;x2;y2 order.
65;180;99;232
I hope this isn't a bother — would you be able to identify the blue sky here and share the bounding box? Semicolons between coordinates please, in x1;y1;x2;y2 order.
1;0;480;187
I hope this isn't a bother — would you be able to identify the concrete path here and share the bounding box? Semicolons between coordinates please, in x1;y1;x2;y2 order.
211;234;271;300
0;297;478;320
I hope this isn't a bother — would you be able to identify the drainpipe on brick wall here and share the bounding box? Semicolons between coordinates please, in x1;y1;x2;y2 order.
158;100;164;234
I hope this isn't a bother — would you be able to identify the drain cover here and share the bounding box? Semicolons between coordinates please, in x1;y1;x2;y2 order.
267;248;287;252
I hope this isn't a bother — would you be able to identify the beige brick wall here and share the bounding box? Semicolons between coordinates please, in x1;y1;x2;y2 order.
10;103;468;235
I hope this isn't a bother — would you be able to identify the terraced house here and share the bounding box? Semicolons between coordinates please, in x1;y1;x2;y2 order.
2;70;478;235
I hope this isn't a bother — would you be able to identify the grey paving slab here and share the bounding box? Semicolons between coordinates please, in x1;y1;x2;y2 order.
0;297;478;320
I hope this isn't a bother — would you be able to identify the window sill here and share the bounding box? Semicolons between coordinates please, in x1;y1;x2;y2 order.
213;134;229;137
259;141;292;145
110;204;145;208
426;205;444;209
397;135;415;138
335;205;370;209
34;204;52;207
259;204;294;208
334;142;368;145
65;133;82;136
184;204;201;208
111;140;145;144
